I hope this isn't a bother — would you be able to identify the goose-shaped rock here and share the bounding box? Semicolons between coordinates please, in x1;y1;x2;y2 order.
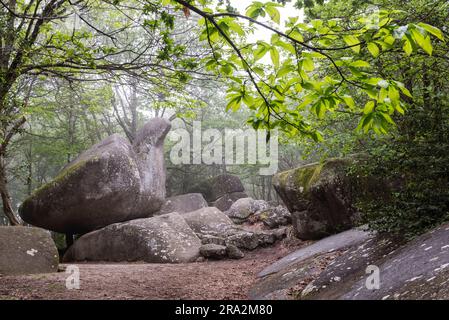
19;117;171;234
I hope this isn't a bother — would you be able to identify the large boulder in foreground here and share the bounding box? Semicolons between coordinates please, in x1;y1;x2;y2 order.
63;212;201;263
252;223;449;300
19;118;171;234
273;158;360;240
0;226;59;276
157;193;208;215
249;227;373;299
302;223;449;300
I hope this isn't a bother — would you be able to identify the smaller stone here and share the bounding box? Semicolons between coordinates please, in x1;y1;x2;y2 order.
225;231;260;250
196;256;206;263
201;235;226;246
258;206;292;229
257;231;276;246
226;245;245;259
200;244;228;259
211;192;248;211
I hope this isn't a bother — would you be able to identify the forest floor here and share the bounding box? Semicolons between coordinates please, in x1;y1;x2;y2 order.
0;241;307;300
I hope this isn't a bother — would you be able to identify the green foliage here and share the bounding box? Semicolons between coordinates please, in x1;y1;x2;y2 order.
174;0;443;142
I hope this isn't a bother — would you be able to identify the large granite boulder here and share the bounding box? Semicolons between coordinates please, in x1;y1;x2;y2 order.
157;193;208;215
0;226;59;275
273;158;359;240
249;227;373;299
19;118;171;234
63;212;201;263
187;174;247;211
302;223;449;300
252;223;449;300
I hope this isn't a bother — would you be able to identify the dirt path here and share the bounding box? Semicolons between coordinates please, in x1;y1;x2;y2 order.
0;242;303;300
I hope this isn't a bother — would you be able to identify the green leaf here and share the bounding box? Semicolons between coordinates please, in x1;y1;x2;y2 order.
403;39;413;56
367;43;380;57
410;27;433;55
290;29;304;42
350;60;370;68
343;35;361;53
302;57;314;71
388;86;400;103
254;42;269;61
265;5;280;24
342;95;355;109
228;21;245;36
417;23;445;41
364;101;375;114
270;47;280;68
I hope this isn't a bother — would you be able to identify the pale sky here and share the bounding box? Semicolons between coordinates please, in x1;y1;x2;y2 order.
229;0;304;42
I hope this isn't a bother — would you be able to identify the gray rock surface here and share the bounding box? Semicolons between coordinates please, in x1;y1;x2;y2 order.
258;227;372;278
182;207;235;237
158;193;208;215
255;205;292;229
199;244;227;259
301;234;404;299
307;222;449;299
19;118;171;234
179;206;286;252
63;212;201;263
252;222;449;300
187;174;245;202
225;198;269;223
226;244;245;259
0;226;59;275
211;192;248;211
273;158;360;240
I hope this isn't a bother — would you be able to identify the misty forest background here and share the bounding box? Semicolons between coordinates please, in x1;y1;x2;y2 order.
0;0;448;242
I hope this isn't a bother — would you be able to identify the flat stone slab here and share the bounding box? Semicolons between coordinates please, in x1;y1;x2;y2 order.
336;222;449;299
258;227;373;278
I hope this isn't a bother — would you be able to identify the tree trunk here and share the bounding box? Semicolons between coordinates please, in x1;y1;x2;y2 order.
0;156;20;225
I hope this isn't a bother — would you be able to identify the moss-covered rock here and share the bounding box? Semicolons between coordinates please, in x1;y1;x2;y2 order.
19;118;171;234
273;158;367;240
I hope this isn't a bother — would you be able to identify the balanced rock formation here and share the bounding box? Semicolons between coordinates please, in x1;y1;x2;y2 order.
19;118;171;234
63;212;201;263
187;174;248;211
0;226;59;275
157;193;208;215
273;158;359;240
